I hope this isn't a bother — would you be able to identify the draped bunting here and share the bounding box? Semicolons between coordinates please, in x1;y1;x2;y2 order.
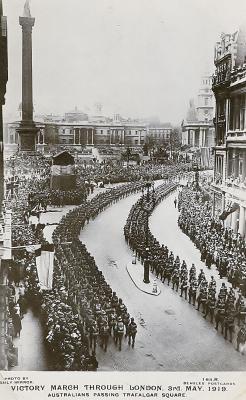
35;244;55;290
219;202;240;221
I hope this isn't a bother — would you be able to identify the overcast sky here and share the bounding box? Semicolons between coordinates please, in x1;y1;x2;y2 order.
3;0;246;124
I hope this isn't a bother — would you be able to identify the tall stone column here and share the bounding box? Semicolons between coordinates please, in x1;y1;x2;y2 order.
231;209;239;232
242;150;246;181
17;1;38;151
244;94;246;131
192;130;195;147
239;206;246;237
199;128;203;147
226;98;230;132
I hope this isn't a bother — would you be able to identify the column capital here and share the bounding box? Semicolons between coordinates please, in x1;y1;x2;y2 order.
19;16;35;30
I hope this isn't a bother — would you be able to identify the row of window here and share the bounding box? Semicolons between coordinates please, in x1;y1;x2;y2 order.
150;133;170;138
202;79;212;85
60;129;146;136
59;138;145;145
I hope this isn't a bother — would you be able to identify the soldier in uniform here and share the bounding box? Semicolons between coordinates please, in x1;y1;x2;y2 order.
196;281;208;312
188;278;198;306
108;309;117;336
89;320;99;352
114;316;125;351
172;267;180;292
189;264;196;283
236;295;246;326
219;282;228;300
117;298;127;317
180;274;188;300
215;297;226;334
236;324;246;351
203;292;216;323
198;269;205;286
224;303;235;342
128;317;137;348
100;319;109;352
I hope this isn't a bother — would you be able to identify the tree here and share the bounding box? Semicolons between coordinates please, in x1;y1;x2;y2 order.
170;126;182;151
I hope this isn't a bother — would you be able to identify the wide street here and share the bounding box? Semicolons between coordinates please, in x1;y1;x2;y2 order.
79;187;246;371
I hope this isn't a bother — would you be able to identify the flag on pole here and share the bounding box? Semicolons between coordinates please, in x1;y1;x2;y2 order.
35;244;55;290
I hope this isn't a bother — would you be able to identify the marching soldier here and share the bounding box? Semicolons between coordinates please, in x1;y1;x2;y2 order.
197;286;208;313
128;317;137;348
198;269;205;286
180;275;188;300
122;311;130;337
114;316;125;351
100;319;109;352
224;303;235;342
188;278;198;306
89;320;99;352
237;324;246;351
203;293;216;323
215;298;226;334
172;268;180;292
236;294;246;326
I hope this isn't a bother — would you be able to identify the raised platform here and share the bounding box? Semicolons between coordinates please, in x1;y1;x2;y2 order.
126;261;161;296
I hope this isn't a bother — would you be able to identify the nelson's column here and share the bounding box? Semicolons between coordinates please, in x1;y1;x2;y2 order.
17;0;38;151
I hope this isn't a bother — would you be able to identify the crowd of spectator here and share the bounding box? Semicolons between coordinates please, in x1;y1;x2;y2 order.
5;152;51;179
76;161;192;186
178;187;246;295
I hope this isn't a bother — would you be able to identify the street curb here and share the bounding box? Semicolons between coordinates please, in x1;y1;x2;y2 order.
126;262;161;296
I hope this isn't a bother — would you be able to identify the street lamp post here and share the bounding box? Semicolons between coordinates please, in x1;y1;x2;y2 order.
141;180;155;284
193;162;199;190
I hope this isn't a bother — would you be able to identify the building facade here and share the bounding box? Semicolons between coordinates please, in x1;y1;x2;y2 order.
182;74;215;152
212;27;246;236
147;123;172;145
4;110;173;157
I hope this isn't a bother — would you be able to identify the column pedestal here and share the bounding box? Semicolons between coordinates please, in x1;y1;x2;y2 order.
17;123;39;151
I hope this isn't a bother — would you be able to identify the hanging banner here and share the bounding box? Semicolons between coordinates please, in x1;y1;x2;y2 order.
35;244;54;290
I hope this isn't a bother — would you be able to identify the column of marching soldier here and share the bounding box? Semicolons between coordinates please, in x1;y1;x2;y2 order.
124;184;246;353
41;182;142;370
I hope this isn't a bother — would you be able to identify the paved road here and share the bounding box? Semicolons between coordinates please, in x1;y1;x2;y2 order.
12;309;49;371
150;189;234;296
79;191;246;371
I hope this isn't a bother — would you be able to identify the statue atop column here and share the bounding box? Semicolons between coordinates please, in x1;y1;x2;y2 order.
23;0;31;18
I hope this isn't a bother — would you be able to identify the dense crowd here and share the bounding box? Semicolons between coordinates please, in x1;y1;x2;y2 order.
124;183;246;352
5;152;51;179
178;187;246;295
5;152;192;210
4;251;44;369
76;161;192;186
